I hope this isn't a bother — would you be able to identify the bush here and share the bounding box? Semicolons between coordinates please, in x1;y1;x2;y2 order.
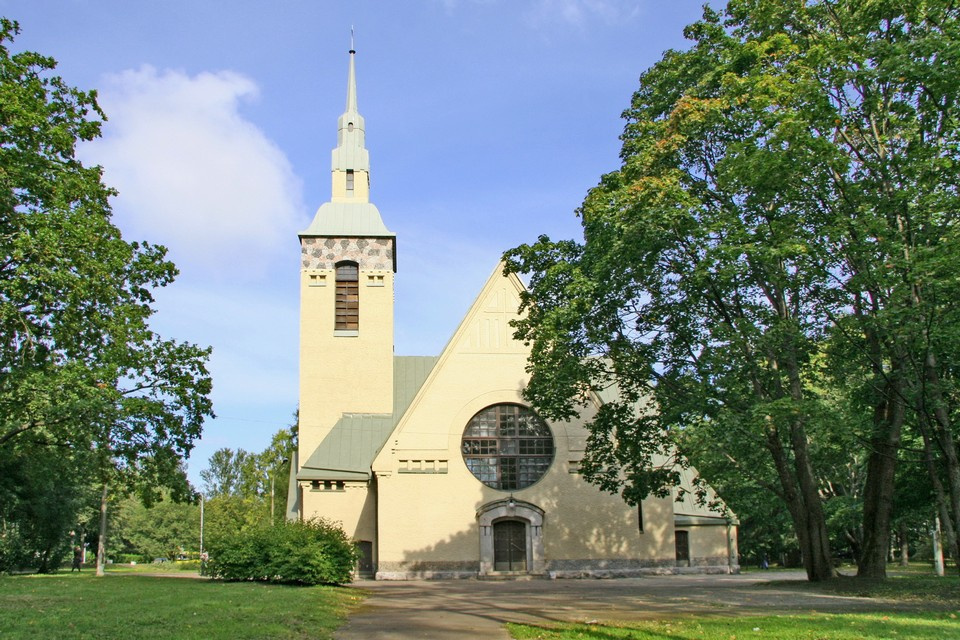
206;518;358;585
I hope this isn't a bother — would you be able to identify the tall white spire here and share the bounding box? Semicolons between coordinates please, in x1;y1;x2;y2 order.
301;42;394;254
334;45;368;174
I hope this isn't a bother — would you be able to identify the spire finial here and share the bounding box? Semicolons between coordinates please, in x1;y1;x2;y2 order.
345;35;358;114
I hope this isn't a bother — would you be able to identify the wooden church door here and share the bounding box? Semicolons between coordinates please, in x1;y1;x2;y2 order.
493;520;527;571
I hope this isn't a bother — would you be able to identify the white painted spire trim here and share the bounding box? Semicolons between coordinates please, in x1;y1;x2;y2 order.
301;43;394;242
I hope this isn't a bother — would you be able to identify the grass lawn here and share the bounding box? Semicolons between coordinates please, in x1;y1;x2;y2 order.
86;562;199;574
769;571;960;607
508;572;960;640
507;612;960;640
0;572;362;639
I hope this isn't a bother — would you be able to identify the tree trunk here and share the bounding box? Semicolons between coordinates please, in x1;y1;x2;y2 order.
858;377;905;579
96;482;108;577
766;428;835;581
920;352;960;572
899;521;909;566
917;416;960;569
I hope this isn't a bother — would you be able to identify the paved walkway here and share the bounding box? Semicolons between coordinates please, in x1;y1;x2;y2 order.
333;571;924;639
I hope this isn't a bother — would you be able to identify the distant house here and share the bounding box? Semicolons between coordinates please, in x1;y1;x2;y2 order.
287;48;738;579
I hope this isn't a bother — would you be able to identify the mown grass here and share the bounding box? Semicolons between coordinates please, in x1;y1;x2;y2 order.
768;571;960;607
88;561;199;574
507;612;960;640
0;572;362;639
508;572;960;640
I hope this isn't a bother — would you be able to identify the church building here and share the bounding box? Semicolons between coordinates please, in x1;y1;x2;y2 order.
287;48;738;579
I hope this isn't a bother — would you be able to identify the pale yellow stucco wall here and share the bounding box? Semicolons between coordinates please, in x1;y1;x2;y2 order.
298;263;737;578
371;267;680;576
298;267;394;458
682;523;736;565
331;168;370;202
301;482;378;544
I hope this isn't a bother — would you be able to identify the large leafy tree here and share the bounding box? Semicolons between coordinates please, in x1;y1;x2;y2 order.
200;448;262;499
506;0;960;581
113;494;199;561
0;20;213;571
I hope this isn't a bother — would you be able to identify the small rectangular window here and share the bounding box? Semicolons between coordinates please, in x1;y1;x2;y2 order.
335;263;359;331
346;170;355;193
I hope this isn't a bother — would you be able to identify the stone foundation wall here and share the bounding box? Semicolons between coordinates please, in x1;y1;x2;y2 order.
374;557;738;580
376;560;479;581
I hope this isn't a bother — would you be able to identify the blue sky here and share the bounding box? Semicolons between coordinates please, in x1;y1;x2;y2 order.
1;0;709;486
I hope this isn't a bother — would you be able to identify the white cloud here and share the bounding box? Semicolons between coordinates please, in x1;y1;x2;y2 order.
82;66;305;280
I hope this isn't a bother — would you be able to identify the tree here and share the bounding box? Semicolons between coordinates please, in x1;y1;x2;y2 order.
505;0;960;581
0;19;213;571
199;426;295;526
0;441;96;572
113;494;199;561
200;448;261;499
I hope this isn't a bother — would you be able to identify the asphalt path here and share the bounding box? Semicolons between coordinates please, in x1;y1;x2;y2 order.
333;571;932;640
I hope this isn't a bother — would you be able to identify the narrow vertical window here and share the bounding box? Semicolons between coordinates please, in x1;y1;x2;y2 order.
335;262;359;331
346;169;355;193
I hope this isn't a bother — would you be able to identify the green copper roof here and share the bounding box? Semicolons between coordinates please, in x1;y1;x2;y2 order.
300;202;394;238
392;355;438;417
298;414;394;481
285;450;301;521
297;356;438;481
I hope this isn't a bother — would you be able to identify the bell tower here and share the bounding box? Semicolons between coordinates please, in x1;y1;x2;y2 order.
298;46;396;459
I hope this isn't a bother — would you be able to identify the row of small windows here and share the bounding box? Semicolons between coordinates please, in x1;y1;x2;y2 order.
311;480;345;491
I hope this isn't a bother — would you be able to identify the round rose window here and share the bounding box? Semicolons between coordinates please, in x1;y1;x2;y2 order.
461;403;554;490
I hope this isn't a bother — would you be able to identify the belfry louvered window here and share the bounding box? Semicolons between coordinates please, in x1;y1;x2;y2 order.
335;262;359;330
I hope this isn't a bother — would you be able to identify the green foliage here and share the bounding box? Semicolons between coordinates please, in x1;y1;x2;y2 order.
0;442;96;572
199;425;296;531
111;494;199;561
0;20;213;571
505;0;960;580
202;494;270;550
200;449;262;498
206;518;359;585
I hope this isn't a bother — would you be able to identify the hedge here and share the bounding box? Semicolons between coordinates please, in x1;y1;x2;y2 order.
205;518;359;585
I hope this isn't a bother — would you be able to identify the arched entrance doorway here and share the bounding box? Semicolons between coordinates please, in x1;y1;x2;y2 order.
476;499;545;576
493;520;527;571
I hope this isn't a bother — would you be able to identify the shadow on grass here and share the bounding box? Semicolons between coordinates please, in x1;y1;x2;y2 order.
758;573;960;607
